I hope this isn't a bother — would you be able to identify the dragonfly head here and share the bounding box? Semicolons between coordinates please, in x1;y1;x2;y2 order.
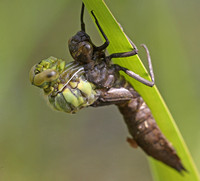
29;56;65;94
68;31;94;64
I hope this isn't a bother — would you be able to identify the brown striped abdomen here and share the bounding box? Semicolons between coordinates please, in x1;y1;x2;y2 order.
117;96;186;172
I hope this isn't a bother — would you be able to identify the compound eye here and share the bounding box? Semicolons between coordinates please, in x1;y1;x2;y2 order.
45;70;57;80
78;41;93;63
83;42;92;51
32;69;59;86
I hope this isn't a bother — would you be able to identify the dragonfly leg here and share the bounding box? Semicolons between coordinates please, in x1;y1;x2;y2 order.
80;3;86;32
90;11;109;51
114;64;154;87
106;38;138;61
110;44;154;87
113;46;155;87
140;44;155;83
90;10;138;59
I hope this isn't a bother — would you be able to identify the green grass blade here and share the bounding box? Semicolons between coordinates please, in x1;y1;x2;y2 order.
83;0;200;180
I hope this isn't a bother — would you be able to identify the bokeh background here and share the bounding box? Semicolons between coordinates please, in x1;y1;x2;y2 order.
0;0;200;180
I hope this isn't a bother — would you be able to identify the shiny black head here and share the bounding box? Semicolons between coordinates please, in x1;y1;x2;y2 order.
68;31;94;64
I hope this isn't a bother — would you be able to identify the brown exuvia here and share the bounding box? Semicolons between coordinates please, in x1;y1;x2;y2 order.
70;3;186;173
31;2;187;173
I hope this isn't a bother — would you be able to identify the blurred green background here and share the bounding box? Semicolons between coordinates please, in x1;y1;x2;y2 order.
0;0;200;180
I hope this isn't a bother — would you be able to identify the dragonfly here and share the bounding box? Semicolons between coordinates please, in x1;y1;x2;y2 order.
29;3;186;173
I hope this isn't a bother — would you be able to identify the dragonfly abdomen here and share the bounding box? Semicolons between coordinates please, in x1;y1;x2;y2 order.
118;97;186;172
